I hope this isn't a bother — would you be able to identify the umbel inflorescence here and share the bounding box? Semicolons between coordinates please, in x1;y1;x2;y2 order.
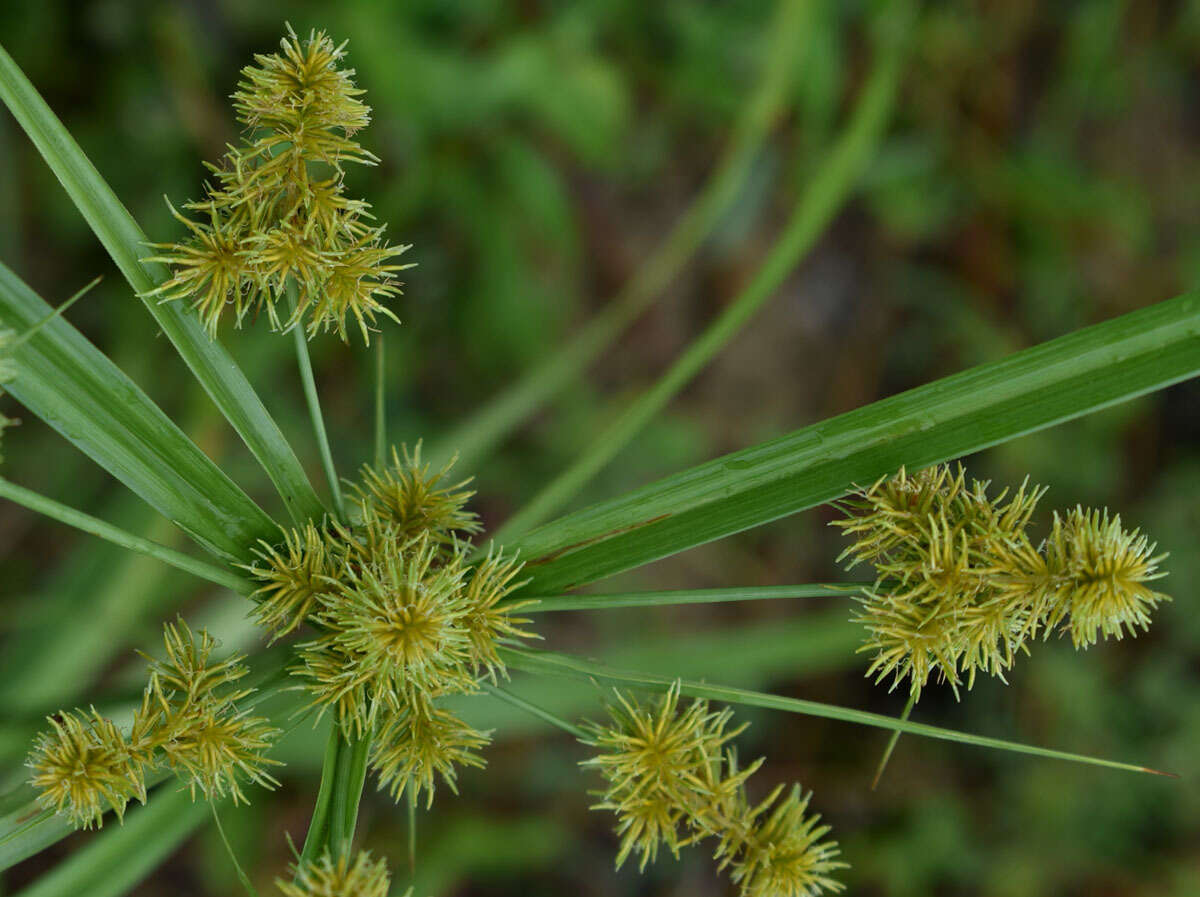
248;443;536;808
835;464;1171;697
28;618;279;829
146;26;411;342
581;684;846;897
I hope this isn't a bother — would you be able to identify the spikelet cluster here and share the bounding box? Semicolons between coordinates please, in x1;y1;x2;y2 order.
581;684;846;896
27;618;279;829
145;26;411;342
834;464;1170;697
246;443;536;808
276;849;390;897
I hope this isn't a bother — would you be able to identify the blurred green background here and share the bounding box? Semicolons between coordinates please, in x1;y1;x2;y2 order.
1;0;1198;895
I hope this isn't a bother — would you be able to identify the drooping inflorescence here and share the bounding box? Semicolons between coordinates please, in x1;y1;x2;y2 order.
580;683;846;896
145;26;412;342
246;442;535;809
28;618;280;829
276;849;391;897
834;464;1170;697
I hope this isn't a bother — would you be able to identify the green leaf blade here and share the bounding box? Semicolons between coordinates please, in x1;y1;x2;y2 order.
0;41;325;525
502;647;1169;776
0;264;275;559
511;291;1200;593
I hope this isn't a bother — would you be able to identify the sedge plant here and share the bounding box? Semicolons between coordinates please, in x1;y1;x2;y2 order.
0;7;1195;897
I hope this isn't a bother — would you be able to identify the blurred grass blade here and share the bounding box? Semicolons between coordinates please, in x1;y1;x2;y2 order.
0;477;253;593
524;584;854;612
0;263;275;560
494;5;912;541
509;290;1200;594
0;42;325;525
501;647;1169;776
0;653;299;870
13;789;206;897
432;0;814;471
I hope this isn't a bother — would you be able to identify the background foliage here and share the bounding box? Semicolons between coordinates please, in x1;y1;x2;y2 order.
0;1;1197;895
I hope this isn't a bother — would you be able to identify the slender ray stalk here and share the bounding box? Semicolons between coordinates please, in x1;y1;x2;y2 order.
289;289;344;520
482;683;587;739
375;334;386;468
871;693;915;790
521;583;862;612
501;647;1173;776
0;477;252;594
211;802;259;897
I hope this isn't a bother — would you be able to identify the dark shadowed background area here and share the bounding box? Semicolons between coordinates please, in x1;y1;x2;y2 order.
1;1;1198;895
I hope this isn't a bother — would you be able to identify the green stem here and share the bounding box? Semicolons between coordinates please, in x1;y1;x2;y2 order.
493;1;913;542
0;477;253;594
521;583;863;612
6;275;100;349
298;726;341;866
500;646;1172;776
871;692;916;790
289;289;344;520
299;725;373;868
374;333;386;468
406;791;416;875
328;730;371;856
210;802;258;897
481;683;587;739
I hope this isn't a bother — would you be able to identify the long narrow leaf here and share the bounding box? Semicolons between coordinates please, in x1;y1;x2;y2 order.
0;263;274;560
0;477;252;593
501;647;1169;776
14;789;206;897
525;584;852;612
0;43;325;525
509;290;1200;594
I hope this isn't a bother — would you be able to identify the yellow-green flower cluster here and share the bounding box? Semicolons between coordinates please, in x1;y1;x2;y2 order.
28;619;279;829
581;684;846;896
247;443;535;808
145;27;411;342
276;849;390;897
835;464;1170;697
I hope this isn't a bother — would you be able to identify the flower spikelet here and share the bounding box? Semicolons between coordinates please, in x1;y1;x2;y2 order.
246;521;342;640
276;849;390;897
461;546;535;681
370;694;491;808
27;708;147;829
729;785;846;897
138;618;281;804
313;533;475;714
145;26;412;341
580;685;843;895
836;464;1171;698
351;443;481;546
1049;507;1169;648
242;439;537;808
